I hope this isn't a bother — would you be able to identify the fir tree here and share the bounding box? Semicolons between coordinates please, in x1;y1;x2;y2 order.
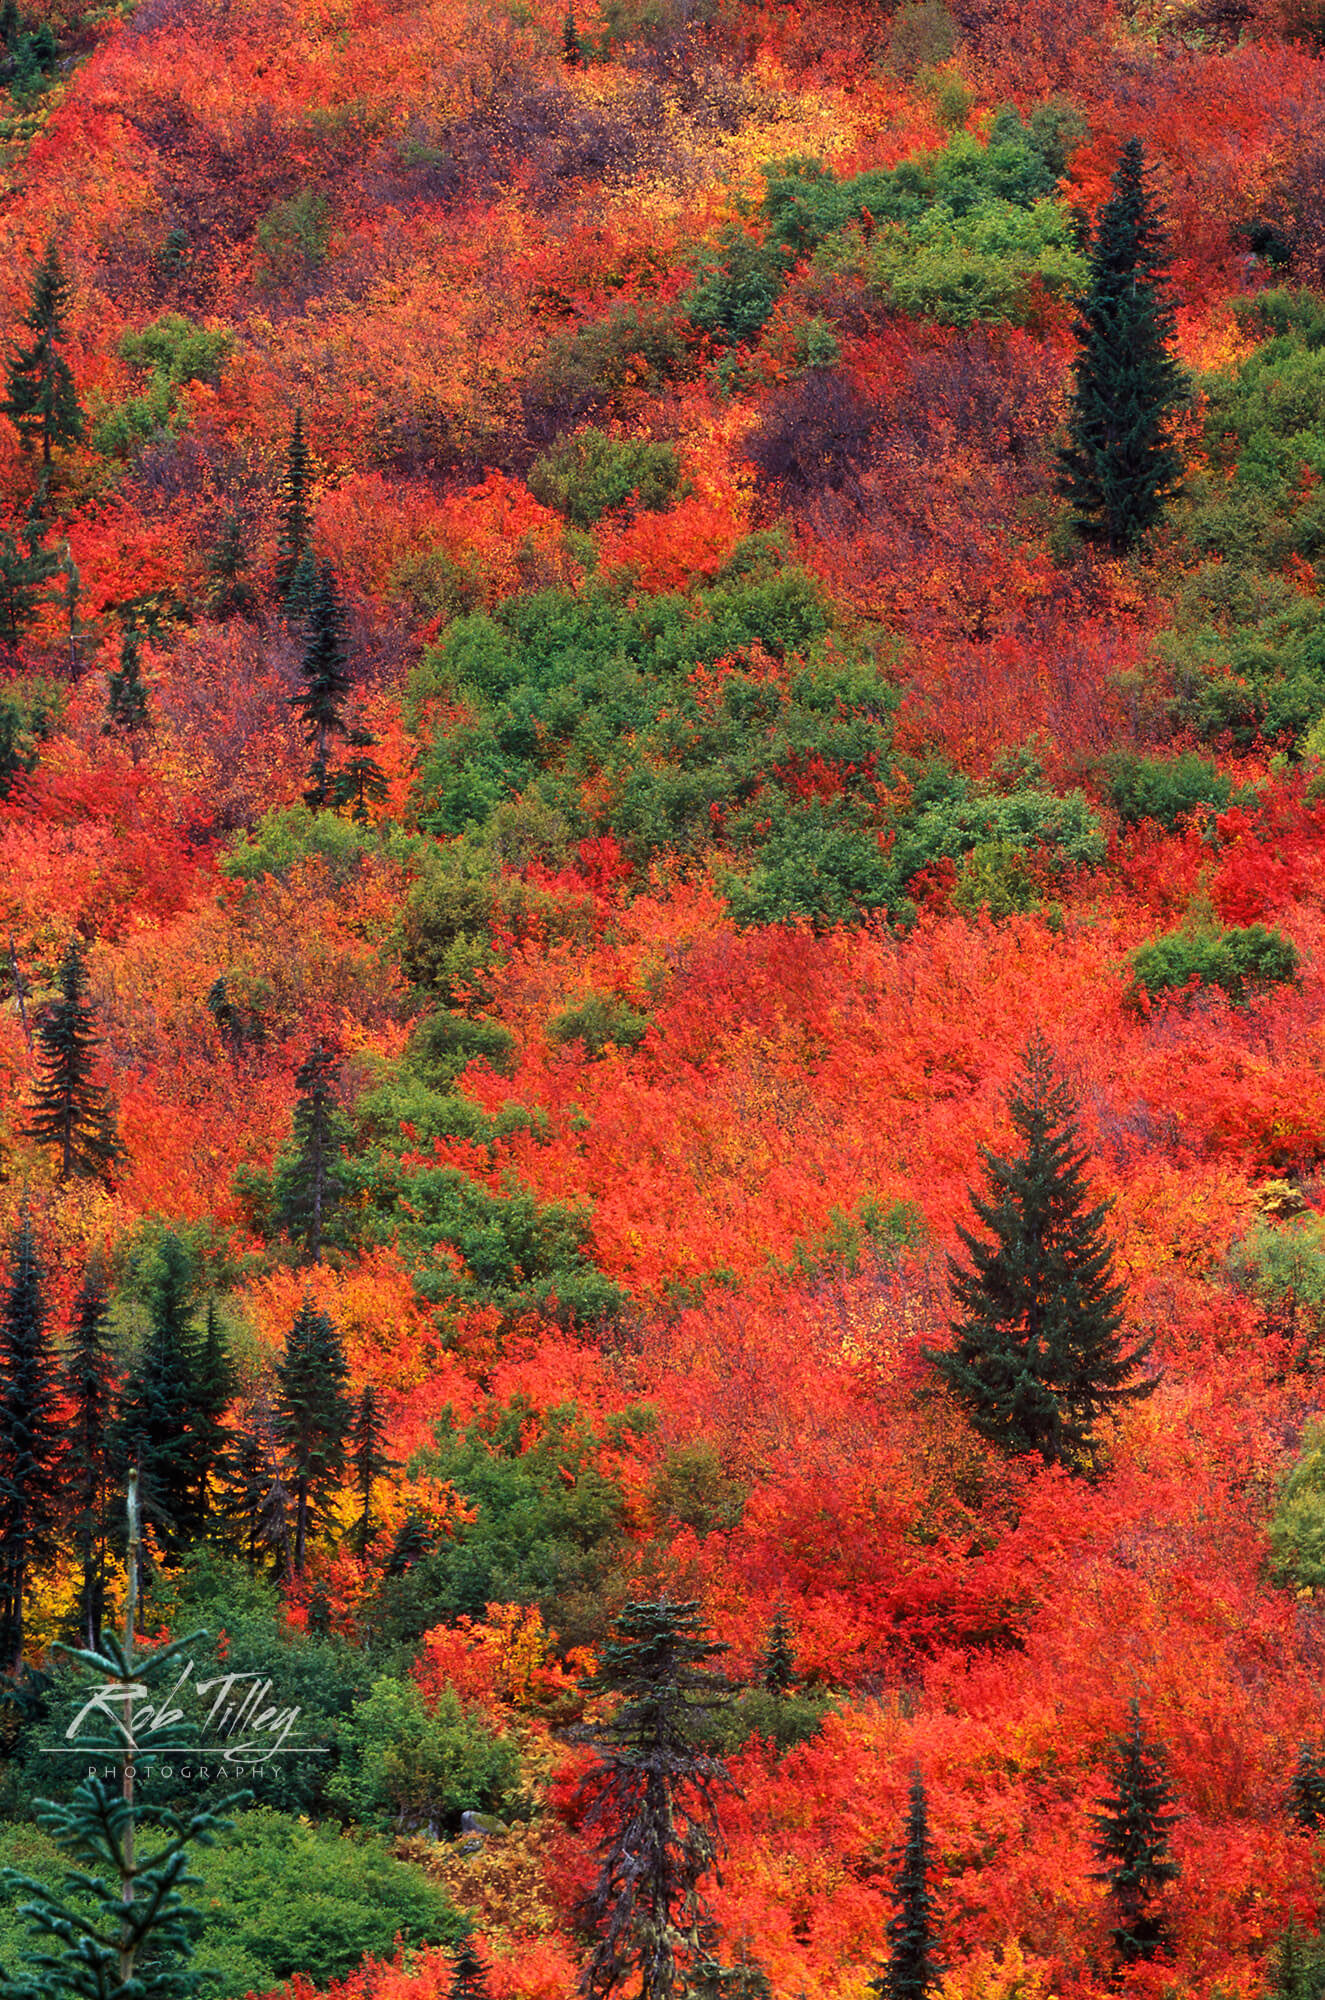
448;1938;493;2000
925;1036;1154;1471
1291;1744;1325;1830
64;1258;118;1650
290;563;351;806
104;624;150;737
577;1597;737;2000
757;1604;796;1695
331;724;387;822
115;1235;204;1559
0;1218;61;1670
1;240;83;495
1090;1699;1180;1963
189;1300;234;1532
276;405;312;599
872;1768;944;2000
24;935;120;1184
1057;138;1185;553
350;1381;393;1553
0;517;58;648
562;2;583;64
221;1387;292;1574
384;1507;432;1575
274;1295;351;1574
276;1038;350;1262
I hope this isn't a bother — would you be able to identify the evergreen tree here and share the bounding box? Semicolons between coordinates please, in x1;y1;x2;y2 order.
1090;1699;1180;1963
350;1381;393;1553
872;1768;944;2000
189;1300;234;1532
221;1387;292;1574
448;1938;493;2000
24;935;120;1184
290;563;351;806
1291;1744;1325;1830
757;1605;796;1696
331;724;387;822
115;1236;204;1558
0;515;58;649
276;405;312;599
1;241;83;495
206;511;253;617
925;1037;1154;1471
276;1038;350;1262
104;624;150;737
274;1295;351;1574
562;3;583;64
0;1218;61;1670
577;1597;737;2000
384;1507;432;1575
1057;138;1185;553
63;1259;118;1651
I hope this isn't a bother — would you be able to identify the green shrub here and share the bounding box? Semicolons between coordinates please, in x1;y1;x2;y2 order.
255;189;331;284
534;301;689;417
221;805;377;886
648;1441;746;1538
119;313;232;386
529;429;681;527
683;229;788;343
328;1677;522;1833
1270;1420;1325;1588
892;781;1105;883
884;0;956;77
1105;751;1233;829
702;1687;837;1757
869;196;1085;327
548;992;651;1056
1127;923;1300;1007
721;796;899;930
410;1009;517;1084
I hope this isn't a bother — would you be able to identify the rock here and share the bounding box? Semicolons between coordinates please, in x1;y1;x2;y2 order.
460;1811;509;1838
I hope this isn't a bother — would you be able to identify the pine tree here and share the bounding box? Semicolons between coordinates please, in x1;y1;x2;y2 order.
64;1258;118;1651
331;724;387;822
276;1038;350;1262
1;241;83;496
104;624;150;737
925;1037;1154;1471
115;1235;204;1559
1090;1699;1180;1963
757;1605;796;1695
290;563;351;806
1291;1744;1325;1830
23;935;120;1184
1057;138;1185;553
577;1597;737;2000
872;1769;944;2000
0;1218;61;1670
274;1295;351;1574
350;1381;393;1553
448;1938;493;2000
276;405;312;599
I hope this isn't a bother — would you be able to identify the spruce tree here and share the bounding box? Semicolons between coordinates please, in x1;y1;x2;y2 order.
562;3;583;64
1291;1744;1325;1830
274;1295;351;1574
115;1235;204;1558
925;1037;1154;1471
276;405;312;599
0;1218;61;1670
577;1597;736;2000
276;1038;350;1261
104;624;150;736
448;1938;494;2000
757;1605;796;1696
290;563;351;806
872;1768;944;2000
1057;138;1185;553
0;516;58;648
221;1387;292;1574
331;724;387;822
24;935;120;1184
64;1259;118;1651
350;1381;393;1553
189;1300;234;1532
1090;1699;1180;1963
1;240;83;496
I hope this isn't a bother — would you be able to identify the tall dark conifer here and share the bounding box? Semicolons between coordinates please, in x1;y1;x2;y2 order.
577;1597;736;2000
350;1381;392;1553
1;241;83;494
63;1258;118;1650
757;1605;796;1696
1090;1700;1180;1963
189;1300;234;1532
276;405;312;598
448;1939;493;2000
23;936;119;1184
115;1235;203;1558
277;1039;349;1262
1291;1744;1325;1830
0;1218;61;1669
925;1037;1154;1471
290;563;351;806
274;1295;351;1574
872;1769;944;2000
1057;138;1185;552
104;625;150;737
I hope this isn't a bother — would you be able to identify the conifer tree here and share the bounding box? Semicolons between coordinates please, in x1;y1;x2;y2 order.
925;1037;1154;1471
872;1769;944;2000
276;405;312;599
115;1235;204;1558
206;511;253;617
274;1295;351;1574
1090;1700;1180;1963
64;1259;118;1650
1291;1744;1325;1830
331;724;387;822
104;624;150;737
562;3;583;63
222;1386;292;1574
24;935;119;1184
1057;138;1185;552
0;1218;61;1670
0;516;59;648
189;1300;234;1532
384;1507;432;1575
277;1038;350;1262
350;1381;393;1552
1;241;83;495
757;1605;796;1695
577;1597;736;2000
290;563;351;806
448;1938;494;2000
